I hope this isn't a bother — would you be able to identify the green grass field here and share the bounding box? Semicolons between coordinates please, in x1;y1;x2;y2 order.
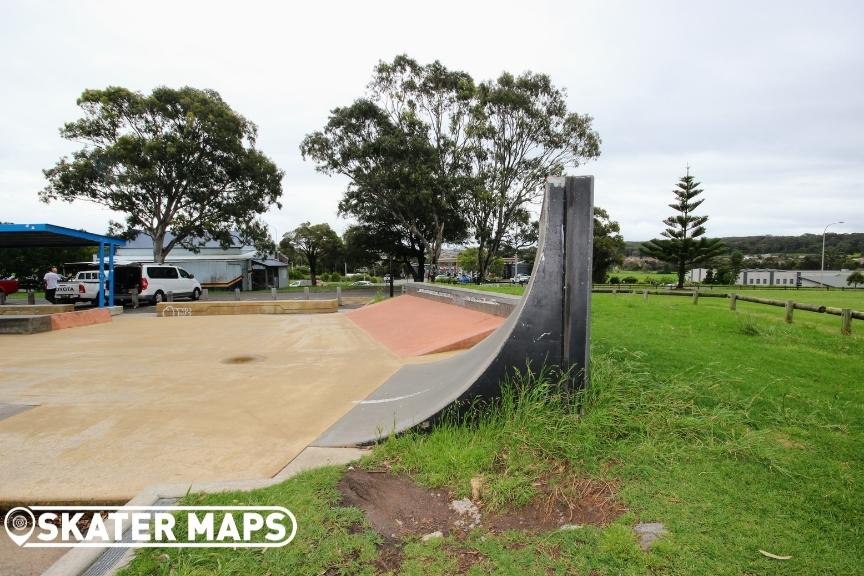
119;294;862;575
473;283;864;312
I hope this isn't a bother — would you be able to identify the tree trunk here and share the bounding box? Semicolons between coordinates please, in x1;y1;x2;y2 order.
415;252;426;282
476;243;486;283
677;260;686;289
308;256;318;287
428;222;445;284
402;257;417;282
152;234;166;264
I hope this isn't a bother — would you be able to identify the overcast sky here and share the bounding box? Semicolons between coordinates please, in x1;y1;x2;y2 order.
1;0;862;242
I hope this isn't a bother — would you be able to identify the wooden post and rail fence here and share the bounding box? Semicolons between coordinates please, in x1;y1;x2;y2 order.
589;285;860;334
728;293;860;335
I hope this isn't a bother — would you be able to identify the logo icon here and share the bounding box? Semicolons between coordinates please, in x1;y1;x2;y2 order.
4;506;296;548
4;507;35;547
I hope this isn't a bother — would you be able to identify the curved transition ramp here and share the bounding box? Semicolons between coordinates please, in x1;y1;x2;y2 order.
314;176;594;447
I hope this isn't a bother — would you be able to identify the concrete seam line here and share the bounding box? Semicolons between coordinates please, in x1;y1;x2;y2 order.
41;446;368;576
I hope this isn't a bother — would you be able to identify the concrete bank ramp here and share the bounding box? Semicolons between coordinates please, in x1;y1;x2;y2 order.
345;295;505;357
313;176;594;447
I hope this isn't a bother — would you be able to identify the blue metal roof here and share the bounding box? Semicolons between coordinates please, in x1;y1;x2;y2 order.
0;223;125;248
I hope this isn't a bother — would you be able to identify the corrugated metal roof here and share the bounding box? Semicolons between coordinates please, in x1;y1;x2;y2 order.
123;231;253;250
253;258;288;268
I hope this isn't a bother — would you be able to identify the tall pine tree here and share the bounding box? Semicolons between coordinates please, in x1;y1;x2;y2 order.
641;168;725;289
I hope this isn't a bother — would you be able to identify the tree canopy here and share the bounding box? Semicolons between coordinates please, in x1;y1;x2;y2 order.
467;72;601;280
302;56;600;283
41;86;283;263
641;169;725;288
283;222;342;285
592;207;626;283
301;56;473;281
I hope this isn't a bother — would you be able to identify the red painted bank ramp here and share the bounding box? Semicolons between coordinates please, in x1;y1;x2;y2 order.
347;295;504;357
313;176;594;447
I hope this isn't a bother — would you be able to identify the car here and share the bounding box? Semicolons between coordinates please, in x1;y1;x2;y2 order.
0;277;18;296
55;270;99;304
351;280;373;287
434;274;450;282
137;264;202;304
511;273;531;285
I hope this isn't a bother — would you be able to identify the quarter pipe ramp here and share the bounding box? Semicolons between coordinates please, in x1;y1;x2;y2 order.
314;176;594;447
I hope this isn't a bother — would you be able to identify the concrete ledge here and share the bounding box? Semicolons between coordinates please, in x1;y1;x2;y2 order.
0;304;74;315
407;283;519;317
0;315;53;334
51;308;113;330
156;299;338;316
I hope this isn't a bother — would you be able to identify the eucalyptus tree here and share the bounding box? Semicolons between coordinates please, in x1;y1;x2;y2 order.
641;169;726;289
301;56;474;281
369;56;476;274
41;86;283;263
284;222;343;286
468;72;601;281
301;99;448;281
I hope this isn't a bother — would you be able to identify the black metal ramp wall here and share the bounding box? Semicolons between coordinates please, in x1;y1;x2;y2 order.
313;176;594;447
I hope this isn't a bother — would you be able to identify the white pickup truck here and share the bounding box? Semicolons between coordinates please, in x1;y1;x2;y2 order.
55;270;108;305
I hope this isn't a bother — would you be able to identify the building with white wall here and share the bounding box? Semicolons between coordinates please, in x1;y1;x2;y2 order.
736;269;852;288
112;233;287;290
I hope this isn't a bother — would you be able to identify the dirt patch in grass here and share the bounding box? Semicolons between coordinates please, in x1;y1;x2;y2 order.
488;476;625;532
338;469;453;540
337;468;624;540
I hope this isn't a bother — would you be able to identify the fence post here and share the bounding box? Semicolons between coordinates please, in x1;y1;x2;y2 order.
692;291;699;305
0;292;5;305
612;287;617;296
642;289;648;301
234;288;240;300
201;288;208;301
730;294;737;311
131;291;138;309
166;291;174;302
271;287;277;300
27;289;35;305
841;308;852;336
785;300;794;324
336;286;342;306
304;287;310;300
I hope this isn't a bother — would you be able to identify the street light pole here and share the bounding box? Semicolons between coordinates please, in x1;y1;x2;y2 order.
821;221;844;287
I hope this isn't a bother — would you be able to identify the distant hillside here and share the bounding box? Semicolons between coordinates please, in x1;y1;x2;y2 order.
625;233;864;257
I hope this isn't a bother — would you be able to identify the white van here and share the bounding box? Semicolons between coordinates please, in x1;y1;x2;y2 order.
139;264;202;304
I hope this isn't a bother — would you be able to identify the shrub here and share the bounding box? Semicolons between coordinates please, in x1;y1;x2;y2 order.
608;276;621;285
288;268;307;280
622;276;639;284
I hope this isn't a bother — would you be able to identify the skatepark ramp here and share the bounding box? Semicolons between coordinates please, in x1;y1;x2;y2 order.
313;176;594;447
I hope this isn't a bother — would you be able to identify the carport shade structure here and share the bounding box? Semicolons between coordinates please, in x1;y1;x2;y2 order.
0;223;126;307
